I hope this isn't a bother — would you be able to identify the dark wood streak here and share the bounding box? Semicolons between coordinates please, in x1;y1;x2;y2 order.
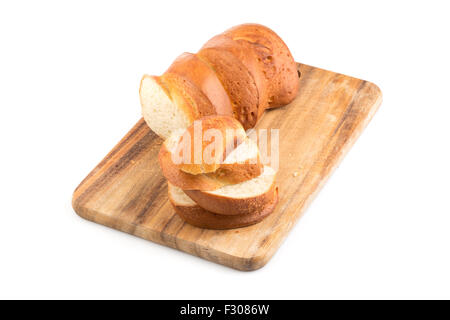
132;177;167;225
192;228;205;259
174;221;187;238
73;130;157;208
169;221;189;251
244;256;255;271
74;120;149;194
98;120;149;166
258;235;270;247
100;119;149;165
159;213;178;243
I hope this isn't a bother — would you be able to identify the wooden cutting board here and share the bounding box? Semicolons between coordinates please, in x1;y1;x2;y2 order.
72;63;382;271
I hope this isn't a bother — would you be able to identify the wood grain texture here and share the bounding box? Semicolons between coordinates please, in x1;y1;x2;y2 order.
72;64;382;271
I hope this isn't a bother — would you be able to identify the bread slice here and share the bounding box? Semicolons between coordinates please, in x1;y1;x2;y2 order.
166;53;233;117
213;137;263;184
175;115;247;175
161;72;216;118
159;129;263;191
140;24;299;139
185;166;277;216
139;75;193;139
168;183;277;229
201;34;271;120
140;72;216;139
224;23;300;108
197;47;259;129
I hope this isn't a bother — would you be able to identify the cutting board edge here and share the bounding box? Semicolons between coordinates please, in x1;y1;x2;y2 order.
72;202;272;271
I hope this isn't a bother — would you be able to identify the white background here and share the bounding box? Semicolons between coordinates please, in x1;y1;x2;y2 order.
1;0;449;299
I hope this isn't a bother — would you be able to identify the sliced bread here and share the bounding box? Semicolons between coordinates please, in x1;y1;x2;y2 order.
140;72;216;139
184;166;277;216
175;115;247;175
139;24;299;139
159;129;263;191
139;75;193;139
168;183;277;229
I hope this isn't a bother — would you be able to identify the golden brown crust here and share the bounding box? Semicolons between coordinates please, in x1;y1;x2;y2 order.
169;185;278;229
141;74;197;123
197;47;259;129
205;160;262;185
185;179;278;216
160;72;216;119
158;142;227;191
158;116;263;190
166;53;233;117
159;142;263;190
224;23;300;108
201;34;271;120
158;141;263;191
141;23;299;137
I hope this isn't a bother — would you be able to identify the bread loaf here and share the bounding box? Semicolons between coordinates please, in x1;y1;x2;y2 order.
140;23;299;138
223;23;299;108
201;34;270;120
175;115;247;175
142;24;291;228
197;48;259;129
